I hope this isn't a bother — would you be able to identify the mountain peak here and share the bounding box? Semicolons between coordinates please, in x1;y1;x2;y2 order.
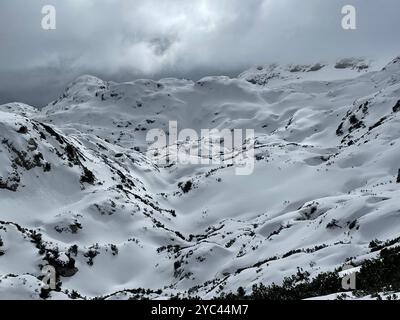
238;57;376;86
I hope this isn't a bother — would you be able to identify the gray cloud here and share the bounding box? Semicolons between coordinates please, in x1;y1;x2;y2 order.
0;0;399;106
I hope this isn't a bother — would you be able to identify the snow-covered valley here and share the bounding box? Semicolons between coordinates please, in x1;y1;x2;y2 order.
1;56;400;300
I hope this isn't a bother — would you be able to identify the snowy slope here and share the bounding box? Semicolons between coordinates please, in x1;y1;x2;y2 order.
0;56;400;299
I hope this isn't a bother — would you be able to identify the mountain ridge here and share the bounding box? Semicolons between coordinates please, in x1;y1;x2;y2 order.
1;55;400;299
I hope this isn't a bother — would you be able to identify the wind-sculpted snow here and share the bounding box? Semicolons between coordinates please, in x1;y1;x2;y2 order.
0;56;400;299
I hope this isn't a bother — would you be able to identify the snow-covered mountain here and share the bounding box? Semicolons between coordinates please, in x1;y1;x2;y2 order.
1;56;400;299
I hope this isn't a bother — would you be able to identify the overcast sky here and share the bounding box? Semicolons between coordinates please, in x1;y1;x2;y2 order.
0;0;399;107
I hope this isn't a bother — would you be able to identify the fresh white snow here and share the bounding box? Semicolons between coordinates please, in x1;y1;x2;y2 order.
1;56;400;299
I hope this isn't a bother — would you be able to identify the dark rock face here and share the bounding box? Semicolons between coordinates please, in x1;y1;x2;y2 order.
0;235;4;256
393;100;400;113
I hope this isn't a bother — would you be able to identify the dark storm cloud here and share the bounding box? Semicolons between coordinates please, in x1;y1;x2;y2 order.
0;0;399;106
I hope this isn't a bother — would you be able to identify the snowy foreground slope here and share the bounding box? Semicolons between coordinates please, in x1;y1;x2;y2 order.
0;57;400;299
